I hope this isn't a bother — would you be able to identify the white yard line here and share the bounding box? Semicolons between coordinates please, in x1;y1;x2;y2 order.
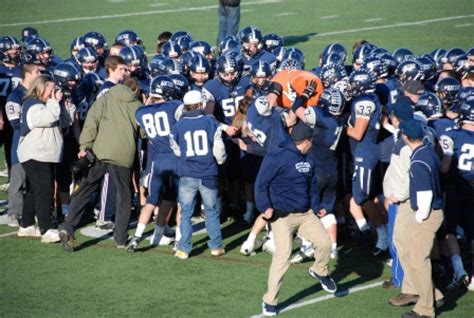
314;14;474;37
0;0;282;28
364;18;383;22
149;2;169;7
455;23;473;27
274;12;296;17
250;280;383;318
0;230;18;238
320;15;339;19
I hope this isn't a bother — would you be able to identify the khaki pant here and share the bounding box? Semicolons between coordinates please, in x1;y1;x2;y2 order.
393;204;443;317
263;211;331;305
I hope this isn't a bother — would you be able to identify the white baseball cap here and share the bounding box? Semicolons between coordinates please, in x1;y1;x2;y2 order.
183;90;203;105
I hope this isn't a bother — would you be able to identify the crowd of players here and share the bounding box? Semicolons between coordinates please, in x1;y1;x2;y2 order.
0;25;473;300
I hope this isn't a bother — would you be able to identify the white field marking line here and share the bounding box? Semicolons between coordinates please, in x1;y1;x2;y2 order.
274;12;295;17
240;9;254;13
250;280;383;318
0;0;282;28
149;2;169;7
0;230;18;238
364;18;383;22
314;14;474;37
320;15;339;19
455;23;473;27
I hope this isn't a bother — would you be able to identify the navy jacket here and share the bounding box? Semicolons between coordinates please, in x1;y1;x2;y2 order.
255;138;320;217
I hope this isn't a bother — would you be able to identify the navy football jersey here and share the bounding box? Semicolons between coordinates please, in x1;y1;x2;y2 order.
429;117;455;138
96;80;116;99
0;72;13;111
135;100;182;154
349;93;382;165
306;106;344;168
202;76;251;125
439;127;474;181
246;101;288;155
0;64;21;89
171;110;223;178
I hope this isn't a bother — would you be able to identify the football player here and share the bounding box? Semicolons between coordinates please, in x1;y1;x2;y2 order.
239;26;276;76
345;69;388;255
439;98;474;291
188;54;211;91
82;31;109;68
127;76;182;252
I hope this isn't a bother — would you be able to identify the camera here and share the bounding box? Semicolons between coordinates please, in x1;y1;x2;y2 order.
70;149;97;175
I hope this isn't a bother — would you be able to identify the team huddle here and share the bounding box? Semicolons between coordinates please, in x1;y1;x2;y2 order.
0;24;473;318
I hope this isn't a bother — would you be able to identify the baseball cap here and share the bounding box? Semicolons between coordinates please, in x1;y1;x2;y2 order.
183;90;202;105
402;80;425;95
290;121;313;142
399;118;423;139
392;100;414;121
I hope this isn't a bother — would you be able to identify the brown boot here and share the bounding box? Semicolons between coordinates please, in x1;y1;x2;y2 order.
388;293;420;306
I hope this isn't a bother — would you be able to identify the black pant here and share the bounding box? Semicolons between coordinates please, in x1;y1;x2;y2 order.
21;160;55;234
62;161;132;245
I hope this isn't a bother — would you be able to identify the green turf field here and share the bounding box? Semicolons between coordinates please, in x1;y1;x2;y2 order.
0;0;473;317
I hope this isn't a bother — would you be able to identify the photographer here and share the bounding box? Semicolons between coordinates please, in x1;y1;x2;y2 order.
17;74;75;243
60;77;144;251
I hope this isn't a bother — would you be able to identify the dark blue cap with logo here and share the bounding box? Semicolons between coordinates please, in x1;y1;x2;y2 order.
399;118;423;139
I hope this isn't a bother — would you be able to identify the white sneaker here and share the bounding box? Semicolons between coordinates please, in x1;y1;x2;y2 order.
240;239;255;256
6;215;19;227
468;278;474;291
0;169;8;177
159;235;174;246
41;229;60;243
18;225;41;237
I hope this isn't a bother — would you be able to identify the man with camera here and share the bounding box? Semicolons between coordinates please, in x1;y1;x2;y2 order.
59;76;144;251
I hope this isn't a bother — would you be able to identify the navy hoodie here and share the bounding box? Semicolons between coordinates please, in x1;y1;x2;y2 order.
255;138;320;217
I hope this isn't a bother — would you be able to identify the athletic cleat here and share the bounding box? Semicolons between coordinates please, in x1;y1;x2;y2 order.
447;273;469;290
126;236;141;253
175;249;189;260
308;268;337;293
261;302;277;316
467;278;474;291
41;229;60;243
211;248;226;257
240;239;255;256
290;251;314;264
59;230;75;252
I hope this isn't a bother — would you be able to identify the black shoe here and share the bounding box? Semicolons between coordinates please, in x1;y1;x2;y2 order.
308;268;337;293
373;246;388;256
126;236;141;253
358;230;372;249
401;310;434;318
59;230;74;252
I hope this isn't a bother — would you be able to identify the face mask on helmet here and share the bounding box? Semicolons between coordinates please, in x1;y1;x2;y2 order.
0;36;22;64
435;77;461;109
348;70;376;97
217;55;240;85
189;55;210;86
415;92;443;119
240;26;263;57
319;87;346;116
251;60;272;88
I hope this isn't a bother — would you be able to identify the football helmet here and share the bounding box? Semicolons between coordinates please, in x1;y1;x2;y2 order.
81;72;104;94
170;31;192;41
415;92;443;119
454;54;472;79
348;69;376;97
0;35;21;64
319;87;346;116
362;55;388;79
21;27;38;43
120;45;148;77
239;26;263;57
441;48;465;65
353;43;375;66
395;59;423;84
83;31;108;50
435;77;461;108
459;97;474;124
161;41;182;59
175;35;192;52
250;60;272;88
52;62;81;91
24;37;53;66
70;36;85;57
415;55;436;81
149;75;175;100
375;52;397;75
273;46;287;64
320;64;348;88
218;38;241;56
392;48;415;65
277;58;304;71
322;43;347;62
430;48;446;63
216;54;241;84
115;30;142;46
262;33;283;54
75;47;98;72
189;41;212;58
169;73;190;99
321;52;343;68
